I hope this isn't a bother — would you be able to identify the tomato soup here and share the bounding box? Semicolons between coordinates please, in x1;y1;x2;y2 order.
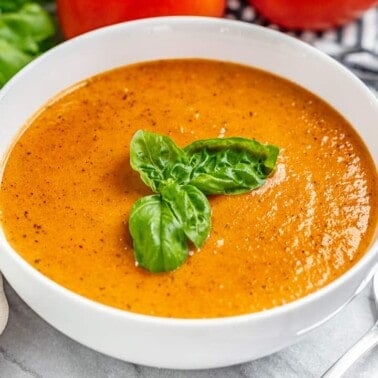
1;60;377;318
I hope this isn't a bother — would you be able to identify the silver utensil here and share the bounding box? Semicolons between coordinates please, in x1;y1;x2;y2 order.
322;272;378;377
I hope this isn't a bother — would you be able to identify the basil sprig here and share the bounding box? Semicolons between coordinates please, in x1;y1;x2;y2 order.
129;130;279;273
0;1;56;88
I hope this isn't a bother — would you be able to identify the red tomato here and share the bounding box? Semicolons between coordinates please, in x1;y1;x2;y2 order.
250;0;377;29
57;0;226;39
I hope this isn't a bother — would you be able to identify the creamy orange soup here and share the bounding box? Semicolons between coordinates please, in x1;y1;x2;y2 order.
1;60;377;318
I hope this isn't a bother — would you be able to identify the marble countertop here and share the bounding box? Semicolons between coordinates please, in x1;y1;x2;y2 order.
0;278;377;377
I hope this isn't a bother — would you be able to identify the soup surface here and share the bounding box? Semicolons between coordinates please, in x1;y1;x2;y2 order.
1;60;377;318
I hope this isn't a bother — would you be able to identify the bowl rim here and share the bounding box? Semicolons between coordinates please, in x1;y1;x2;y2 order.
0;16;377;327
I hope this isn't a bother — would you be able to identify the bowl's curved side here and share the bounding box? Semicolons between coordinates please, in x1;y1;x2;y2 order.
0;17;377;369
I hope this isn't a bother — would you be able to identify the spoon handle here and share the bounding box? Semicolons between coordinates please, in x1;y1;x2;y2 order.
321;322;378;378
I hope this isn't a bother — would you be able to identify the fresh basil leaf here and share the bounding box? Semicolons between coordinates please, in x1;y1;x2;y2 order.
0;2;55;88
161;183;211;248
130;130;191;192
128;131;279;273
129;194;188;273
0;39;33;86
0;3;54;54
0;0;28;12
184;137;279;195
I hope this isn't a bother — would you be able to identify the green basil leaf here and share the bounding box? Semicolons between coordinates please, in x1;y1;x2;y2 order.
184;137;279;195
161;183;211;248
130;130;191;192
128;131;279;272
0;3;55;54
129;194;188;273
0;39;33;87
0;2;55;87
0;0;28;12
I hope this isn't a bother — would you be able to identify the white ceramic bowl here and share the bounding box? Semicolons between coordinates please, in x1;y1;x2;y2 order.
0;17;377;369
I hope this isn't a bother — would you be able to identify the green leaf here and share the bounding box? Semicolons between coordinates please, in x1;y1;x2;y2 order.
0;2;55;88
130;130;192;192
0;1;54;14
0;3;55;54
0;39;33;86
129;195;189;273
161;183;211;248
128;131;279;273
184;137;279;195
0;0;28;13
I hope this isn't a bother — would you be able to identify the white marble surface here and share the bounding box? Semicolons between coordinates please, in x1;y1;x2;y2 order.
0;278;377;377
